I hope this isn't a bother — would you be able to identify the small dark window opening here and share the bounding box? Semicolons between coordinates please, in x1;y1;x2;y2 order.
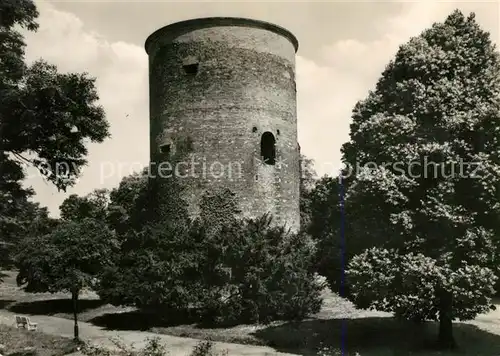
160;144;171;155
260;131;276;165
277;129;280;135
183;63;198;75
252;126;258;133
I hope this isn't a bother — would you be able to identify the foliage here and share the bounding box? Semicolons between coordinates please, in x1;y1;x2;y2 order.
307;176;344;296
80;337;168;356
0;1;109;192
0;0;109;273
96;141;194;309
308;174;396;298
96;125;321;324
59;189;109;222
189;341;227;356
306;176;341;243
299;154;317;229
197;213;324;325
96;216;203;310
16;218;116;292
15;218;117;339
106;168;148;234
96;190;236;312
140;338;169;356
0;195;57;272
98;186;323;325
328;10;500;348
348;248;497;321
79;339;229;356
198;188;241;237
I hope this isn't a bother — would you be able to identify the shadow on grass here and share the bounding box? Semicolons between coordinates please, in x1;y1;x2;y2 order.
253;317;500;355
8;351;37;356
8;298;106;316
0;299;15;309
90;308;198;331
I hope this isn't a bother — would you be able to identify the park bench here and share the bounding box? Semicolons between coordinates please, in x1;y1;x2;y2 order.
15;315;37;331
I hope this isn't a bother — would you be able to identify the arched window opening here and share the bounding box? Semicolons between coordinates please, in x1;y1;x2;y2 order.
260;131;276;165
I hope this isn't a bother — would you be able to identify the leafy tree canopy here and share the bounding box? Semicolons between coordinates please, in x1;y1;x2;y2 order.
0;195;56;270
59;188;109;222
1;0;110;193
315;10;500;348
1;0;110;271
16;218;116;293
107;168;148;233
15;218;116;339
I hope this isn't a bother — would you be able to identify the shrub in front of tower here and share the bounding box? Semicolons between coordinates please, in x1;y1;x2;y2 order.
95;141;197;311
196;213;324;326
95;187;240;315
96;184;323;326
96;217;203;311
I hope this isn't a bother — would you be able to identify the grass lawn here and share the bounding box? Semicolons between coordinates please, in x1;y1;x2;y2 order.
3;270;500;355
0;324;77;356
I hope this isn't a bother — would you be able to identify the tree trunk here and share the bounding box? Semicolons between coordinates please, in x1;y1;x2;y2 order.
72;290;80;341
438;291;456;349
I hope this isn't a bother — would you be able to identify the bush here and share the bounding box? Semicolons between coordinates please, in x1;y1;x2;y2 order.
79;339;227;356
197;214;324;325
190;341;227;356
96;220;201;311
80;337;167;356
97;188;324;326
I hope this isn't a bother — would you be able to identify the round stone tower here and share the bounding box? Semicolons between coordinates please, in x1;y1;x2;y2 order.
145;17;300;232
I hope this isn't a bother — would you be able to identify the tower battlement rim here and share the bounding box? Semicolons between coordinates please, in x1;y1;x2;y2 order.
144;17;299;55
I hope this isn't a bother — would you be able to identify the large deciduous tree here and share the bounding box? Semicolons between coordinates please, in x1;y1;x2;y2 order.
0;0;109;192
324;10;500;349
15;218;116;341
0;0;110;269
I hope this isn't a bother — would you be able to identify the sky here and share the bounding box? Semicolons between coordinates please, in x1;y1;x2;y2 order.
21;0;500;217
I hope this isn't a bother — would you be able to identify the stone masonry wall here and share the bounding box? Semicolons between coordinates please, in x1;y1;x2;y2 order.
146;18;300;232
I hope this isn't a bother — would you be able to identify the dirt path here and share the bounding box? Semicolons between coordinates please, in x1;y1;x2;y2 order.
0;309;297;356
